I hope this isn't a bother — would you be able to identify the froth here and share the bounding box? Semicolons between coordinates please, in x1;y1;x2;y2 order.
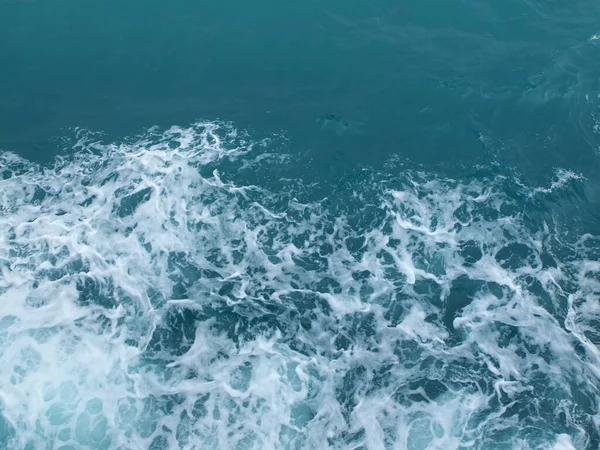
0;122;598;449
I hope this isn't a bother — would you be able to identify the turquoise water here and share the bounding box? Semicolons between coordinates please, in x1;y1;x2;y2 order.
1;1;600;449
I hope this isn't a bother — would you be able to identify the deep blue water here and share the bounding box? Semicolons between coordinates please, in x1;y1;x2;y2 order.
1;1;600;449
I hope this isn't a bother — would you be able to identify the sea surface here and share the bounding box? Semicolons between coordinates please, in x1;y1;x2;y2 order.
1;1;600;449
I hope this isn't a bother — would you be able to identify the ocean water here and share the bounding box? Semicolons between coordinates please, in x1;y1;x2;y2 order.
1;1;600;450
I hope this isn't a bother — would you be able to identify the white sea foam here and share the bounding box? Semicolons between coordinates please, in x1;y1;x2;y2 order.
0;122;598;449
528;168;584;196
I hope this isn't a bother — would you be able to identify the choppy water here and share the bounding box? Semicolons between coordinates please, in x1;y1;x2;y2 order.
1;1;600;450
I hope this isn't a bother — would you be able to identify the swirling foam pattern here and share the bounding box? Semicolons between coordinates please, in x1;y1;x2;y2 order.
0;123;599;449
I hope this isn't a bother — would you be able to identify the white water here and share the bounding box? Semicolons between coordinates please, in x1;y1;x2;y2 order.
0;122;599;449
